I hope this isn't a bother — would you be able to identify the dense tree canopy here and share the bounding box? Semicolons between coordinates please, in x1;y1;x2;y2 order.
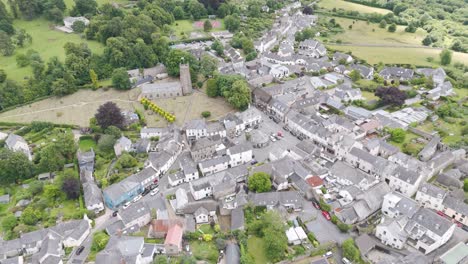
248;172;271;192
95;102;124;129
111;67;131;90
375;86;407;106
0;149;34;184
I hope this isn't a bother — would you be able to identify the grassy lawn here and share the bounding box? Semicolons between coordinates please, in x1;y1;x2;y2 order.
417;120;465;145
171;19;225;39
388;131;420;150
327;45;468;66
318;0;392;14
361;91;378;101
0;18;104;82
452;88;468;101
247;236;268;264
190;240;219;264
198;224;215;235
323;17;426;46
79;138;97;151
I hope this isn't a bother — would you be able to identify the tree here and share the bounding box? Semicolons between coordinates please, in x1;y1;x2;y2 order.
104;125;122;138
98;134;117;153
71;21;86;33
248;172;271;192
0;30;14;56
115;153;138;169
337;222;351;232
389;128;406;143
211;39;224;56
38;145;65;172
258;211;288;262
203;20;212;32
440;49;452;66
0;149;34;184
0;69;6;83
464;179;468;192
90;69;98;89
405;23;416;33
2;214;17;232
206;78;218;97
342;238;361;262
387;23;396;32
422;35;433;46
14;29;32;48
165;49;196;77
451;41;465;52
200;55;218;77
71;0;97;16
379;19;387;28
303;6;313;15
92;231;110;251
224;14;240;32
112;68;131;90
21;207;40;225
241;38;254;54
173;6;185;20
225;80;251;110
375;86;407;106
95;102;124;129
61;176;80;199
201;111;211;118
349;70;361;82
187;0;206;20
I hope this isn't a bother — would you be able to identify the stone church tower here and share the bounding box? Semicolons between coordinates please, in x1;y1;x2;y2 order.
180;63;192;95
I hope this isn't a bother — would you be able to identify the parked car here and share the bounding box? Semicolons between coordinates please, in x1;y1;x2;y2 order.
245;127;253;133
322;211;331;221
150;188;159;196
283;126;290;131
250;160;258;165
132;195;142;203
149;184;158;190
312;201;320;209
122;202;131;209
270;136;277;142
323;251;333;258
112;211;118;217
142;188;151;196
76;246;85;255
342;257;351;264
437;211;445;216
254;124;259;129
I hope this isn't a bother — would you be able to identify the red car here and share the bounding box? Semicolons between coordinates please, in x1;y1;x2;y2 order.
312;201;320;209
322;210;331;221
437;211;445;217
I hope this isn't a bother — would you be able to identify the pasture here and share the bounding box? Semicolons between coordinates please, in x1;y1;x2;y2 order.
327;45;468;66
324;17;426;46
0;18;104;82
318;0;391;14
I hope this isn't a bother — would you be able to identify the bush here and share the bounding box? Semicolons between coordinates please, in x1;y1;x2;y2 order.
337;222;351;232
201;111;211;118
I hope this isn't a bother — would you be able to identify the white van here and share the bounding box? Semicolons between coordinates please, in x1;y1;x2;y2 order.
342;257;352;264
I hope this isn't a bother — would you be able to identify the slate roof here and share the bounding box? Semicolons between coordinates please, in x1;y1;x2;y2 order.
409;208;454;237
119;202;150;226
443;196;468;216
231;207;245;230
5;134;27;148
186;119;207;130
418;183;446;199
225;243;240;264
83;182;103;208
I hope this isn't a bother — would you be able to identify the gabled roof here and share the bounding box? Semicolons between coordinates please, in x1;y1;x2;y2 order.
164;224;183;246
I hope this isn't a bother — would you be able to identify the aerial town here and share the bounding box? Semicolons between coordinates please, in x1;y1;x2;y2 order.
0;0;467;264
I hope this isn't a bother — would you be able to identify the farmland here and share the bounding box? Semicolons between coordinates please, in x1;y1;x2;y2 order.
317;0;392;14
328;45;468;66
323;17;426;46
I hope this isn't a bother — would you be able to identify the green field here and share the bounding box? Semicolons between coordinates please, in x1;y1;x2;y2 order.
324;17;426;46
171;19;225;40
361;90;379;101
247;236;268;264
318;0;391;14
79;138;97;151
327;45;468;66
0;18;104;82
